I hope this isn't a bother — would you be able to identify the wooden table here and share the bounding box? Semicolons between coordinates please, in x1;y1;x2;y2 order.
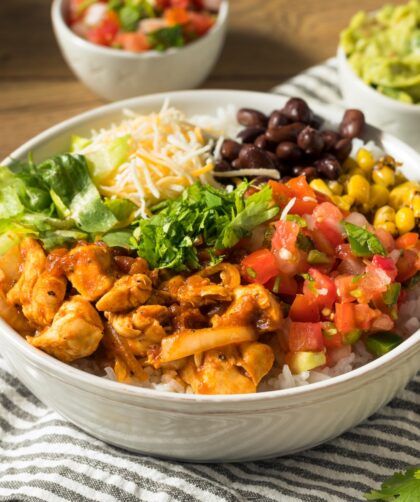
0;0;405;159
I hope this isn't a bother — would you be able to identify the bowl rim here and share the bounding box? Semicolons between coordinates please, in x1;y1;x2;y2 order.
337;46;420;112
51;0;229;59
2;88;420;405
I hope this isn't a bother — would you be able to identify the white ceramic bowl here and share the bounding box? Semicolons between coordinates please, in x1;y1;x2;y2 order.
51;0;228;101
1;90;420;462
337;46;420;153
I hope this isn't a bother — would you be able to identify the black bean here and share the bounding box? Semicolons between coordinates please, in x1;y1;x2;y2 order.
321;130;340;151
238;144;276;170
310;114;324;129
237;108;268;128
333;138;352;161
268;110;289;129
231;158;241;169
299;166;317;182
297;126;324;157
276;141;303;162
282;97;313;123
280;176;292;183
237;126;266;144
292;166;304;177
221;139;242;161
339;109;365;139
266;122;305;143
214;160;233;172
254;134;276;151
314;155;341;180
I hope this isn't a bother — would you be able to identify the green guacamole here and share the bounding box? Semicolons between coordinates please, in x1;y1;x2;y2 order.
340;0;420;104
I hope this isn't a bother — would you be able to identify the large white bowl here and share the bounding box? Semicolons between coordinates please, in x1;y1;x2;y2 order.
337;46;420;153
1;90;419;462
51;0;229;101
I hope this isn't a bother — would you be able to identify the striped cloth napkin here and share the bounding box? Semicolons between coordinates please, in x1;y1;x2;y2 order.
1;59;419;502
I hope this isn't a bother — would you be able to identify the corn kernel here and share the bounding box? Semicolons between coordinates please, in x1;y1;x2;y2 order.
347;174;370;204
389;181;419;209
374;205;395;226
395;207;415;234
342;157;358;172
333;194;354;211
356;148;375;173
413;194;420;218
372;166;395;187
376;222;397;235
370;184;389;208
309;178;332;197
348;167;366;178
328;180;343;195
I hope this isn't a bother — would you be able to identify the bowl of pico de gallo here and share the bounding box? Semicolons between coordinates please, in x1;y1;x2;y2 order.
51;0;229;101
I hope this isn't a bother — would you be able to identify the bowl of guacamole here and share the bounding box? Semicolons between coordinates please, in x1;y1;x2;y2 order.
340;0;420;105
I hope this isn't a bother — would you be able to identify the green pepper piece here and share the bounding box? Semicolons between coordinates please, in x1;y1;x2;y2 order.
365;331;402;357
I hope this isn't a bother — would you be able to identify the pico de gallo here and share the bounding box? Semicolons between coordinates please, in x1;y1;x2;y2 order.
68;0;220;53
239;175;420;373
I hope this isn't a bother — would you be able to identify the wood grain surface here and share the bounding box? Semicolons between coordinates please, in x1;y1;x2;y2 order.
0;0;405;159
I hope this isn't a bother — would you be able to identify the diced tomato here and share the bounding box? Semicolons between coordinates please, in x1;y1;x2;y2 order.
371;313;394;331
115;32;150;52
269;180;291;209
271;220;308;275
290;294;320;322
303;268;337;309
286;176;318;215
288;322;324;352
266;274;298;296
335;274;358;303
312;202;344;248
396;249;419;282
165;7;191;25
354;304;379;330
323;331;344;349
241;249;279;285
87;10;120;46
396;232;419;250
372;255;398;281
69;0;89;23
357;263;391;303
335;303;357;334
314;191;332;204
375;227;396;253
186;12;214;37
311;228;336;256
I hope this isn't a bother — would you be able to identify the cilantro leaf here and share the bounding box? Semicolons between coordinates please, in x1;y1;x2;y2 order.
147;25;185;51
343;222;386;257
365;466;420;501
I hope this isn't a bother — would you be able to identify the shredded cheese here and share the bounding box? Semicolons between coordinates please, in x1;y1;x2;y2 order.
75;105;221;217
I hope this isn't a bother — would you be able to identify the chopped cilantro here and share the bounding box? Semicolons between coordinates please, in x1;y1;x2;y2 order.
148;25;185;51
365;465;420;501
133;182;279;272
307;249;329;264
343;222;386;257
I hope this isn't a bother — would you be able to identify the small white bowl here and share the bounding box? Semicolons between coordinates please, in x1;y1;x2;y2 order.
337;46;420;153
51;0;229;101
1;90;420;462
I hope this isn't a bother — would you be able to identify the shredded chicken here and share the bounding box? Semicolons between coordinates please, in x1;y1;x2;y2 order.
96;273;152;312
7;238;67;327
27;296;103;363
180;339;274;394
107;305;169;356
63;242;115;301
212;283;283;332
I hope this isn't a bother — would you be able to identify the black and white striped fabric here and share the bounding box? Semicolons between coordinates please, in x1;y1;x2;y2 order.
1;59;419;502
